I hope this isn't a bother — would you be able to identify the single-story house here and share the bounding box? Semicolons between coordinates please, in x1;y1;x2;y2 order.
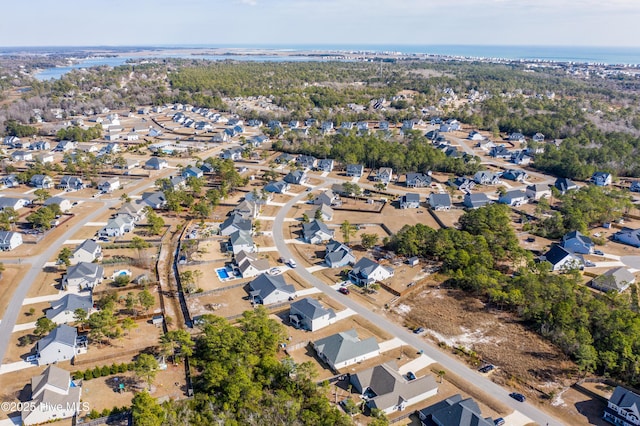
313;329;380;372
46;293;93;324
145;157;169;170
69;239;102;265
21;365;82;426
428;193;452;211
614;228;640;248
182;166;204;179
62;262;104;290
418;394;495;426
325;240;356;268
561;230;594;254
0;231;23;251
140;192;167;210
36;324;85;366
248;273;296;305
498;189;528;206
463;192;492;209
468;130;485;141
0;197;29;211
351;363;439;416
289;298;337;331
400;193;421;209
591;268;636;293
541;245;582;272
12;150;33;161
35;153;54;164
349;258;394;286
302;219;334;244
44;196;72;213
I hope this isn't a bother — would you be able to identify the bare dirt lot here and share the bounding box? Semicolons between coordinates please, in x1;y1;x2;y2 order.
0;265;31;319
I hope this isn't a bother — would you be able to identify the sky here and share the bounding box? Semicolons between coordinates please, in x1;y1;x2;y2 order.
1;0;639;47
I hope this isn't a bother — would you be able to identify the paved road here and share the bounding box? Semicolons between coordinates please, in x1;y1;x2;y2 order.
272;182;565;426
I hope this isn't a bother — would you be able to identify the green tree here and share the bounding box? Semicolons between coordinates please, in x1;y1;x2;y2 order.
34;317;56;337
146;209;165;235
160;329;194;364
301;213;310;223
131;391;165;426
360;233;379;249
135;353;160;390
57;247;72;267
340;220;356;244
33;189;51;204
138;289;155;312
122;317;138;338
73;308;88;325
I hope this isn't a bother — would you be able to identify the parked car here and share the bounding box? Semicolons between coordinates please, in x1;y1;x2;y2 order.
594;250;604;255
413;327;425;334
339;287;350;295
26;354;38;363
493;418;505;426
287;259;297;268
509;392;526;402
478;364;495;374
406;371;416;381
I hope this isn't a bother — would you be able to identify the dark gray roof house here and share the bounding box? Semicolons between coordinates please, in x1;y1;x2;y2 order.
313;329;380;371
405;173;432;188
264;180;289;193
289;298;336;331
463;192;491;209
62;262;104;290
591;268;636;293
46;294;92;324
400;193;421;209
346;164;364;177
555;177;579;194
325;240;356;268
36;324;81;366
248;273;295;305
604;386;640;426
349;258;394;285
284;170;307;185
219;212;252;236
302;219;334;244
428;193;452;211
418;394;495;426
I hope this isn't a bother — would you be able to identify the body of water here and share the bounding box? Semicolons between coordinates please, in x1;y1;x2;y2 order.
32;44;640;80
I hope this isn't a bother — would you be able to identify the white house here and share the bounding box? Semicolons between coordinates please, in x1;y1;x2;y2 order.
525;184;552;200
499;189;528;207
36;324;86;366
44;196;72;213
98;177;120;193
289;297;337;331
69;239;102;265
46;293;93;324
349;258;394;286
0;231;23;251
604;386;640;426
235;250;270;279
302;219;334;244
313;329;380;372
62;262;104;290
248;273;296;305
21;365;82;426
99;214;135;237
542;245;582;272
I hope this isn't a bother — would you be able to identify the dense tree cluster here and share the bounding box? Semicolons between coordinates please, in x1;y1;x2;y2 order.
55;125;102;142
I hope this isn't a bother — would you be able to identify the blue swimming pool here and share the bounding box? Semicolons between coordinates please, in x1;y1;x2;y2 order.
216;268;230;280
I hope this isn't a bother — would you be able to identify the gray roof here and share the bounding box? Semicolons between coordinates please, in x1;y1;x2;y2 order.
44;196;68;207
609;386;640;412
236;251;270;274
0;231;21;245
290;297;334;320
419;394;494;426
401;193;420;203
562;230;592;246
221;212;252;233
37;324;77;352
351;257;382;277
592;268;636;292
47;294;92;321
429;193;452;208
31;365;70;397
249;273;295;300
145;157;167;167
65;262;103;280
314;329;379;366
230;229;253;247
0;197;25;209
302;219;333;241
74;239;100;256
464;192;491;208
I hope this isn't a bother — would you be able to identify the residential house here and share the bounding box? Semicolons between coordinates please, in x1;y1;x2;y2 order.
0;231;23;251
3;136;20;146
229;229;255;255
44;196;72;212
525;184;552;200
541;245;582;272
14;139;31;149
169;176;186;190
54;140;76;152
2;174;19;188
297;155;317;170
473;171;500;185
119;201;148;221
499;189;528;206
140;192;167;210
305;203;334;222
489;146;511;159
30;174;53;189
317;159;334;172
313;329;380;372
98;214;135;237
631;181;640;193
533;132;545;142
592;268;636;293
36;324;86;366
69;239;102;265
247;119;263;127
302;219;334;244
477;139;496;150
12;150;33;161
219;212;252;236
614;228;640;248
245;189;272;205
0;197;29;211
511;151;532;166
346;164;364;177
604;386;640;426
592;171;613;186
314;190;338;206
63;262;104;290
349;258;394;286
264;180;289;193
210;132;230;143
428;193;452;211
284;170;307;185
58;176;85;191
275;153;295;164
351;363;439;416
31;140;51;151
199;163;214;174
182;166;204;179
375;167;393;185
561;230;594;254
405;173;432;188
325;240;356;268
145;157;169;170
502;169;528;182
418;394;495;426
321;121;334;133
439;120;461;133
46;294;93;324
34;153;54;164
248;273;296;305
21;365;82;426
97;177;120;193
463;192;492;209
249;135;269;147
468;130;485;141
76;143;98;153
449;177;475;192
235;250;270;279
222;147;243;161
234;200;260;220
509;132;526;143
289;298;337;331
400;193;421;209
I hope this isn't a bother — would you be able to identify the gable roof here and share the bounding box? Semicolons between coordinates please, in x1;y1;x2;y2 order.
562;230;593;246
419;394;494;426
65;262;103;280
592;268;636;292
351;257;383;277
290;297;334;320
249;273;295;300
314;329;379;366
543;245;575;266
74;239;100;256
37;324;77;352
31;365;71;398
47;294;92;321
609;386;640;412
429;193;452;208
302;219;333;240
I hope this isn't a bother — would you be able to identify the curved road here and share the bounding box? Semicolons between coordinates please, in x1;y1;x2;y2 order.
272;182;564;426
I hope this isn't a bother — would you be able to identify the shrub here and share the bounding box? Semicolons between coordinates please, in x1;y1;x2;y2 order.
117;363;128;373
109;363;118;375
92;366;101;378
101;365;111;377
83;370;93;381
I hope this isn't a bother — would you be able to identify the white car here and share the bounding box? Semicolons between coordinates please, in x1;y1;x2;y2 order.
287;259;297;268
